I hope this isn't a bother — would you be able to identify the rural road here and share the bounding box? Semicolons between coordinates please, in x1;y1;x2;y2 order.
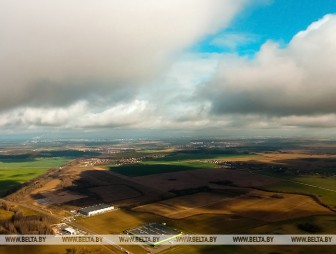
245;169;336;193
288;180;336;193
0;198;131;254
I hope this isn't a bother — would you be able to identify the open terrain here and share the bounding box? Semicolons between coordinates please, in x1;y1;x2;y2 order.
133;189;332;220
0;158;69;196
1;138;336;254
133;168;280;192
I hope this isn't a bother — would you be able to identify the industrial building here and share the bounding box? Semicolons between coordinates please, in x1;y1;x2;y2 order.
63;227;76;235
78;203;114;216
124;223;182;247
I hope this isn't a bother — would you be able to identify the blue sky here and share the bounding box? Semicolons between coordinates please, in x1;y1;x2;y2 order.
194;0;336;55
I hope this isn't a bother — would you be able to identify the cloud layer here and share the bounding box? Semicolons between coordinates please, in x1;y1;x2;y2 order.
0;0;247;110
1;2;336;133
204;14;336;116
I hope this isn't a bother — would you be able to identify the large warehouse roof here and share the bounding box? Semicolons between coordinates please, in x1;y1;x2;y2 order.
79;203;113;214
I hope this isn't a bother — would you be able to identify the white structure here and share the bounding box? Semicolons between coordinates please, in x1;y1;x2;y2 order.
78;203;114;216
63;227;76;235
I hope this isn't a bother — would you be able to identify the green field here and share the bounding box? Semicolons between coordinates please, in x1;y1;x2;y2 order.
294;175;336;190
109;153;257;177
145;153;257;162
255;170;336;207
262;180;336;207
0;157;69;196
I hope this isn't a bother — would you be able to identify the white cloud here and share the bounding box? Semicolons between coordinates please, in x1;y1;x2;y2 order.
0;0;248;110
1;3;335;133
0;100;149;129
204;14;336;117
278;114;336;128
79;100;149;128
0;102;87;127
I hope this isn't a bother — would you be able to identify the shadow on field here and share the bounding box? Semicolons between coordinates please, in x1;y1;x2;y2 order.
0;180;21;197
30;169;170;208
273;158;336;176
108;163;197;177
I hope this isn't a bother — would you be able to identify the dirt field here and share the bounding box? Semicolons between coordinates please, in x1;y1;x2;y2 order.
89;184;142;202
134;168;280;192
31;179;61;194
37;190;87;205
133;189;333;221
253;152;336;164
7;159;168;211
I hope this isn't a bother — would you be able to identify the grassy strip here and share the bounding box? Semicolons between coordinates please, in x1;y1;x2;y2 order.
255;182;336;211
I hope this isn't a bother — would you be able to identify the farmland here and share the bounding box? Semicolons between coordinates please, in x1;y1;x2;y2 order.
108;153;258;177
133;189;332;220
143;152;257;162
76;208;265;254
108;161;215;177
133;168;280;192
76;207;264;235
1;138;336;254
261;178;336;207
0;158;69;196
247;159;336;207
76;207;336;254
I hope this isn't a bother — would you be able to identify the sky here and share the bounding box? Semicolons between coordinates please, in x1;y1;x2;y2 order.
0;0;336;138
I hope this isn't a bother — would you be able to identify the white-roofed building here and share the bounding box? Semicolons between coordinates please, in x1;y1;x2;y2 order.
78;203;114;216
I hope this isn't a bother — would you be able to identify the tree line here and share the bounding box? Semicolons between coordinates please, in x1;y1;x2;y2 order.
0;200;53;234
